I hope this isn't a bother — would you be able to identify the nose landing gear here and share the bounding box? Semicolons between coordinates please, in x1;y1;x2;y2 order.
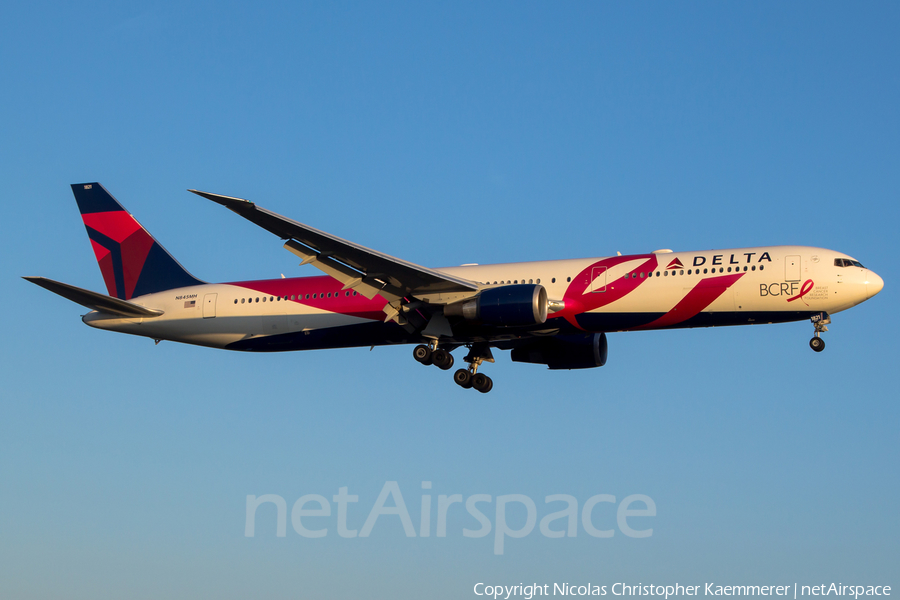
809;312;830;353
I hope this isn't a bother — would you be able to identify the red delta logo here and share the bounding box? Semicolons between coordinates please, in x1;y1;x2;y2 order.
666;258;684;270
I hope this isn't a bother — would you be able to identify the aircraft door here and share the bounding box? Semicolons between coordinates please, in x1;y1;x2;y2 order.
591;266;607;292
785;255;801;282
203;293;217;318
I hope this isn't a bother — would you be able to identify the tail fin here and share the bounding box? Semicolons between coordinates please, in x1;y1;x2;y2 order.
71;183;203;299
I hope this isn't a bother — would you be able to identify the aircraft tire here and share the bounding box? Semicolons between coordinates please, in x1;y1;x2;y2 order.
414;344;433;365
432;349;453;370
472;373;492;393
809;337;825;352
454;369;473;388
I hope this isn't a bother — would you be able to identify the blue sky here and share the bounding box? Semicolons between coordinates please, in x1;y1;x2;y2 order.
2;2;898;598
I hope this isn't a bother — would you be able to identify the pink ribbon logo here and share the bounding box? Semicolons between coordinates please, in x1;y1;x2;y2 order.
787;279;814;305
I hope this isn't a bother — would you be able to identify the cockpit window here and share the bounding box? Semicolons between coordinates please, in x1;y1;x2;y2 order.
834;258;865;268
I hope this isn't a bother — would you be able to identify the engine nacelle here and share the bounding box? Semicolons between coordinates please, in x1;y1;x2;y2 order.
444;284;548;327
510;333;608;369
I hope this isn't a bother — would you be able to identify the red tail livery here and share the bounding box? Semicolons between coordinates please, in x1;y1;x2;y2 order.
72;183;202;299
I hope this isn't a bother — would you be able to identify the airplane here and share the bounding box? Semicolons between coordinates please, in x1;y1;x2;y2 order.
24;183;884;393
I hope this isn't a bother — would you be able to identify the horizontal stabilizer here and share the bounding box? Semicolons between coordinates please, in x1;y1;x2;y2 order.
23;277;164;318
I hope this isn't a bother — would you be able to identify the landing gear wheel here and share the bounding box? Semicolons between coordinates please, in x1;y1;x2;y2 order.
454;369;473;388
472;373;493;393
809;313;830;354
413;344;433;365
432;349;454;370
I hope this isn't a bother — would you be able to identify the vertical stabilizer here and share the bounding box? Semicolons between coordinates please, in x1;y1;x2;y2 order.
71;183;203;299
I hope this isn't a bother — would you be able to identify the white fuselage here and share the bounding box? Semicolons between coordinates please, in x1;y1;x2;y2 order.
81;245;882;352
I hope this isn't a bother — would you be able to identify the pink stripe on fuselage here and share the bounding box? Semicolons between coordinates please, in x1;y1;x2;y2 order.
227;276;389;321
634;273;745;330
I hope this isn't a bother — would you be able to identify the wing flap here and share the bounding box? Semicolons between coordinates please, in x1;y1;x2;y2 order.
23;277;164;318
283;239;386;300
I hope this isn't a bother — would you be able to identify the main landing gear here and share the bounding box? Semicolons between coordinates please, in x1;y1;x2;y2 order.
412;341;494;393
413;340;455;370
809;312;830;353
452;344;494;394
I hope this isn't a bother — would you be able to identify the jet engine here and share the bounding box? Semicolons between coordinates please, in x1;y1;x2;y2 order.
444;284;548;327
510;333;608;369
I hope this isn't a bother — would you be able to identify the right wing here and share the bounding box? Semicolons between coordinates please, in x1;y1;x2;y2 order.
23;277;164;318
189;189;481;303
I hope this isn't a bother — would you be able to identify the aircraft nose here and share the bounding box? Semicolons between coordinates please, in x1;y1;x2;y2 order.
866;270;884;299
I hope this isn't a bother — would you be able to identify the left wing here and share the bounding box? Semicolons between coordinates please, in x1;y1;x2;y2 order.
189;189;480;305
